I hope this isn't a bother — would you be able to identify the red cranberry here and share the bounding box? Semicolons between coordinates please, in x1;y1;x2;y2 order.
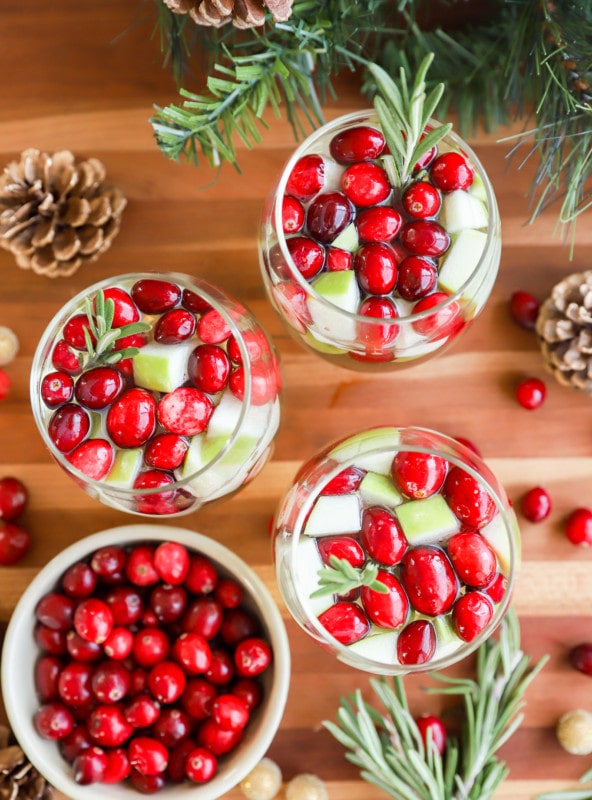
219;607;259;647
0;370;10;400
167;738;197;782
234;637;272;677
88;704;133;747
181;678;217;721
172;633;212;675
58;662;93;707
103;748;131;784
63;313;96;351
232;678;262;711
185;747;218;783
361;507;407;566
103;627;134;660
36;592;76;631
66;439;114;481
130;769;166;793
104;585;144;625
412;292;462;339
66;631;102;662
570;643;592;676
286;154;325;201
131;279;181;314
74;366;124;410
154;308;196;344
153;541;190;585
144;433;188;471
34;623;67;655
402;181;442;218
188;344;231;394
565;507;592;546
73;598;114;644
41;371;74;407
357;296;399;352
416;714;447;755
509;290;540;330
320;466;365;496
286;235;325;280
196;308;232;344
206;649;235;685
181;289;211;315
149;584;188;624
107;388;157;448
125;545;159;587
330;125;385;164
484;573;507;603
35;655;63;702
125;694;162;728
430;152;474;191
157;387;213;436
196;719;242;756
185;554;219;594
60;724;93;762
447;531;497;588
35;702;74;740
133;627;171;667
397;256;438;301
317;601;370;645
91;660;132;704
0;523;31;565
282;195;305;233
444;466;497;529
128;736;169;775
306;191;354;244
515;377;546;409
91;545;127;580
73;746;108;784
153;708;191;747
97;287;140;327
452;591;493;642
355;242;399;295
61;562;97;598
326;247;352;271
391;451;448;499
400;546;458;616
214;578;243;609
51;340;82;375
356;206;402;243
400;220;450;257
520;486;552;522
397;619;436;665
182;597;223;640
342;162;391;207
48;403;90;453
212;693;249;731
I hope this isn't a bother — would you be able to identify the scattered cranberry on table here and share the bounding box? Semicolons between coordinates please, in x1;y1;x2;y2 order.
509;290;540;330
515;377;546;410
520;486;552;522
0;368;10;400
415;713;447;755
565;507;592;546
569;643;592;676
31;540;273;790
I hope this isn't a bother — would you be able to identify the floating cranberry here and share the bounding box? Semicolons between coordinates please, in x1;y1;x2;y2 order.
51;340;82;375
400;545;458;616
357;296;399;351
286;236;325;280
317;601;369;645
48;403;90;453
356;205;402;243
131;279;181;314
181;289;211;314
286;154;325;201
401;220;450;257
63;314;95;351
329;126;385;164
509;290;540;330
144;434;188;471
412;292;462;339
397;256;437;301
565;507;592;546
75;366;124;410
447;531;497;588
520;486;552;522
97;287;140;327
361;570;408;628
342;162;391;207
444;466;497;529
402;181;442;218
391;451;448;499
430;152;474;191
397;619;436;665
107;388;157;448
317;536;365;568
320;466;365;496
326;247;353;271
154;309;196;344
188;344;231;394
516;377;546;410
361;507;407;566
452;591;493;642
281;195;305;233
306;191;354;244
196;308;232;344
355;242;399;295
41;371;74;407
66;439;114;481
484;572;507;603
157;387;213;437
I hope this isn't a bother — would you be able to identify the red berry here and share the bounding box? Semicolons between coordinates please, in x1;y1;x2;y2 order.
181;678;217;721
148;661;187;704
144;433;188;471
153;708;191;748
196;308;232;344
125;545;159;587
188;344;231;394
402;181;441;218
0;369;10;400
104;585;144;625
220;607;259;647
454;436;482;457
484;572;507;603
130;770;166;793
74;366;124;410
34;623;67;655
325;247;353;272
91;545;127;580
286;235;325;280
66;439;114;481
516;377;546;410
149;584;187;624
185;747;218;783
66;631;102;662
317;536;365;568
125;694;161;729
185;555;219;594
128;736;169;775
51;340;82;375
400;220;450;257
214;577;243;609
234;637;272;677
206;649;235;685
157;387;214;437
565;507;592;546
41;371;74;407
342;162;391;207
97;287;140;327
357;296;399;352
232;679;262;711
0;477;28;529
444;466;498;529
452;591;493;642
35;655;63;702
196;719;242;756
0;523;30;565
306;191;354;244
60;724;93;762
88;704;133;747
569;643;592;676
103;748;131;784
412;292;462;339
92;660;132;704
103;627;134;660
182;597;223;640
36;592;76;630
57;662;93;707
361;570;408;628
35;702;74;740
430;152;474;191
74;598;114;644
172;632;212;675
73;746;109;784
520;486;552;522
329;125;385;164
154;308;196;344
229;361;276;406
355;242;399;295
320;466;365;496
62;562;97;598
447;531;497;588
356;206;402;243
397;619;436;665
212;694;249;731
131;279;181;314
509;290;540;330
400;545;458;616
282;195;305;233
133;627;171;667
361;507;407;566
317;601;370;645
416;714;447;755
48;403;90;453
107;388;157;448
397;256;437;301
63;314;96;351
391;451;448;499
286;154;325;201
153;541;190;585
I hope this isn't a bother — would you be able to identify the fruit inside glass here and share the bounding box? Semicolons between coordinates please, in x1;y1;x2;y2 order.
273;426;519;674
30;273;281;516
259;110;501;370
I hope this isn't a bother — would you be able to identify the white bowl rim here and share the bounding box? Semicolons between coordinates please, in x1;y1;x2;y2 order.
1;524;291;800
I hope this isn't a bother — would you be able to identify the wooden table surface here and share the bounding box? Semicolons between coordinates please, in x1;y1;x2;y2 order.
1;3;592;798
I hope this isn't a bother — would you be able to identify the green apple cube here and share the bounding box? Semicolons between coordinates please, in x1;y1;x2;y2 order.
395;495;459;545
303;330;345;355
105;448;143;487
89;411;106;439
132;340;196;393
304;494;362;537
438;228;488;295
442;190;488;234
293;537;333;617
180;431;257;479
308;270;360;344
480;512;514;574
331;222;359;252
359;472;403;508
431;613;462;660
468;171;488;202
328;427;400;474
207;393;243;438
346;628;399;663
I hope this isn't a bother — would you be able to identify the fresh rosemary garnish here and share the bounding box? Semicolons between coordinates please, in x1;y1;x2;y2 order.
534;767;592;800
311;555;388;599
82;290;151;368
369;53;452;189
324;608;548;800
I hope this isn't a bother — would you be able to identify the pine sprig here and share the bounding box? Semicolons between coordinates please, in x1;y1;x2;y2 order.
324;609;548;800
82;290;151;368
311;555;388;599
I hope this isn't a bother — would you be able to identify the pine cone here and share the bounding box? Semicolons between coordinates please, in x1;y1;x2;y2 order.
163;0;293;28
536;270;592;396
0;149;127;279
0;725;53;800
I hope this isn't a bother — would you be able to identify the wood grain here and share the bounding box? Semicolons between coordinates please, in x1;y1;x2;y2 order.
1;3;592;799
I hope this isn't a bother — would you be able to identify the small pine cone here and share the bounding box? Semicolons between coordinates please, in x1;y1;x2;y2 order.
163;0;293;28
0;724;54;800
536;270;592;396
0;149;127;279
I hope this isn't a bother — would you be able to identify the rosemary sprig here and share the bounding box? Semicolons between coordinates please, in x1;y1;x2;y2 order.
324;608;548;800
311;555;388;599
534;767;592;800
368;53;452;188
82;290;151;368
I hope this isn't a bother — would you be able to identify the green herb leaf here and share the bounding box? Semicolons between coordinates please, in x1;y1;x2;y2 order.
310;555;388;599
81;290;151;369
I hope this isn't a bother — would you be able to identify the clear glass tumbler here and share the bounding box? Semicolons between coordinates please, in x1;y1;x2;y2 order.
273;426;519;674
30;273;281;516
259;111;501;370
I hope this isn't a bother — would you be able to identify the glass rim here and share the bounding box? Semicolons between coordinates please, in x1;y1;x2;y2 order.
272;110;501;328
278;425;518;675
29;271;262;497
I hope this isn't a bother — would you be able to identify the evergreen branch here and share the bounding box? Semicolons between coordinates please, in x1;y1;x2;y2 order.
325;609;548;800
311;555;388;599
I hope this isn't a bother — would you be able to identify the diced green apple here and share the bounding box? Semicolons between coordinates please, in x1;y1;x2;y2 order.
303;330;344;355
359;472;403;508
442;190;488;234
105;448;143;487
132;340;196;393
468;172;488;202
331;222;359;252
395;494;459;545
307;270;360;344
431;614;462;660
328;427;400;474
293;537;333;617
438;228;488;295
304;494;362;537
480;511;519;574
346;628;399;664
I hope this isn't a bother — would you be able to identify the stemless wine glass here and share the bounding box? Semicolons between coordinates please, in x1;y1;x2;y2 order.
30;273;281;516
273;426;520;674
259;110;501;371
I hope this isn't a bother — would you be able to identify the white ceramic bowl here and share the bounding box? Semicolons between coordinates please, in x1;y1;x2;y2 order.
1;524;291;800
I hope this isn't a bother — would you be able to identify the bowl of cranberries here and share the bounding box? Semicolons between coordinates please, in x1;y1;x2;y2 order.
272;425;520;674
1;524;290;799
30;273;281;516
259;110;501;370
